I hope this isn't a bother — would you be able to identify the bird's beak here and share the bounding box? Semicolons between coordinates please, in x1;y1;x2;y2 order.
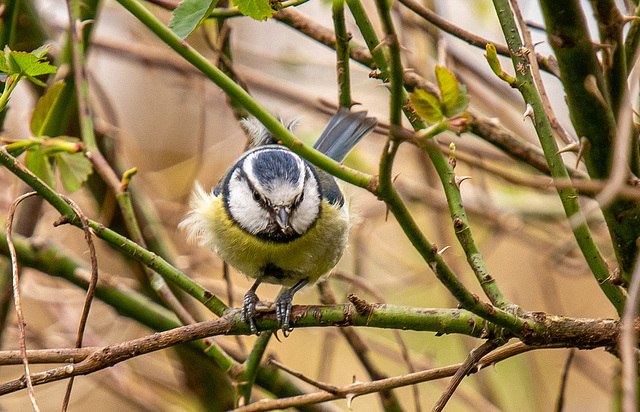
274;206;290;231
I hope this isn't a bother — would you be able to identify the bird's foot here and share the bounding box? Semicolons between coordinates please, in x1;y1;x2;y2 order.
275;289;295;336
242;289;260;335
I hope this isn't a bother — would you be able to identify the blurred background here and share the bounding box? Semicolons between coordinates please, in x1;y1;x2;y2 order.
0;0;621;410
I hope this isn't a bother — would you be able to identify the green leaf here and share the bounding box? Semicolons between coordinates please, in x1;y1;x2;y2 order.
234;0;275;21
409;88;444;123
170;0;218;39
449;84;469;116
7;51;55;77
56;152;93;192
0;50;7;73
31;81;66;137
435;66;460;116
25;149;55;188
31;44;51;59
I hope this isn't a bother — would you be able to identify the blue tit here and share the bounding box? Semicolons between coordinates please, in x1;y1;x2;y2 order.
180;108;376;334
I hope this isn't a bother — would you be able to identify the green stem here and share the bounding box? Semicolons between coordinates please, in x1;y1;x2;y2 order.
66;0;98;151
114;0;374;190
0;147;229;316
0;74;21;112
494;0;626;313
237;331;272;405
332;0;351;108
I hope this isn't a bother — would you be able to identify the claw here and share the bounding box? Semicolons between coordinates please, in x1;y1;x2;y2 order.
242;289;260;335
275;288;295;334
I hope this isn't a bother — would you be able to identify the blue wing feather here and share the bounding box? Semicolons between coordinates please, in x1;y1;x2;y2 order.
313;107;377;161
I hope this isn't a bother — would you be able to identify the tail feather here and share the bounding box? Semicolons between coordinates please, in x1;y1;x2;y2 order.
313;107;377;161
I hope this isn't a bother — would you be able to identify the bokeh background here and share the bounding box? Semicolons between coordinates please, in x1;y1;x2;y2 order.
0;0;621;410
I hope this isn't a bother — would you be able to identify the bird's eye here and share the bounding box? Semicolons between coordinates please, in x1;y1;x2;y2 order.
252;190;261;202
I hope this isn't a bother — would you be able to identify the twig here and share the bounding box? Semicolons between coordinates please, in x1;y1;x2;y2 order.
231;342;551;412
332;0;351;108
510;0;575;145
621;257;640;412
238;332;272;406
269;358;340;394
555;349;575;412
398;0;559;77
318;282;402;410
6;191;41;412
0;348;96;365
57;195;99;410
432;340;500;412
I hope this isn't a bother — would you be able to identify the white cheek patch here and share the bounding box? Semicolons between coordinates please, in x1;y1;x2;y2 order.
290;171;321;234
227;169;270;234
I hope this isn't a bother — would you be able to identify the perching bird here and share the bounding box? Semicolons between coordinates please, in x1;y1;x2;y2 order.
180;108;377;334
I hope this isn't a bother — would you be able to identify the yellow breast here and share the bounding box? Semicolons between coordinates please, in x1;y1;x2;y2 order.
200;196;349;287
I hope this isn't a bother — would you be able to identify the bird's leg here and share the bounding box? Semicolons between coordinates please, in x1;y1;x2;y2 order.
242;280;262;335
275;279;308;335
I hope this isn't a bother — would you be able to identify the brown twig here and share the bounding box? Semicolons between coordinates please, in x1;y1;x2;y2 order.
268;358;340;394
57;195;100;409
621;258;640;412
0;347;96;365
0;314;236;395
317;282;401;409
6;191;42;412
555;349;575;412
231;342;552;412
432;340;500;412
398;0;559;77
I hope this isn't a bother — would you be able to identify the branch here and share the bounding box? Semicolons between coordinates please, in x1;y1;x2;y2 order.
229;342;554;412
432;340;501;412
0;147;229;316
492;0;626;313
398;0;559;77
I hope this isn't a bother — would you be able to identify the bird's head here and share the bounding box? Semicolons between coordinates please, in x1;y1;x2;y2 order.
225;147;322;242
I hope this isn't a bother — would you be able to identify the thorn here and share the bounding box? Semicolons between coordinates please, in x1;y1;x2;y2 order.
437;245;451;255
454;175;472;189
556;142;579;154
79;19;94;33
532;40;545;48
391;173;400;183
522;104;535;122
384;205;390;222
584;74;607;106
346;393;356;409
575;136;589;168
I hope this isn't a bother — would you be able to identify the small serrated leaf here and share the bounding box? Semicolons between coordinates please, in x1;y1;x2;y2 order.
409;88;444;123
435;66;460;116
6;50;56;83
31;81;66;137
25;149;55;188
234;0;275;21
170;0;219;39
449;84;469;116
56;152;93;192
31;44;51;59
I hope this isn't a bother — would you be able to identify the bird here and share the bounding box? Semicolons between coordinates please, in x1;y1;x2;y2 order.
180;107;377;334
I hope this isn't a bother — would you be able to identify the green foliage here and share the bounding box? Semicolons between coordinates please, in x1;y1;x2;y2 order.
0;45;57;112
234;0;276;21
30;81;66;136
409;66;468;123
0;45;56;87
484;43;516;86
169;0;219;39
3;79;92;192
